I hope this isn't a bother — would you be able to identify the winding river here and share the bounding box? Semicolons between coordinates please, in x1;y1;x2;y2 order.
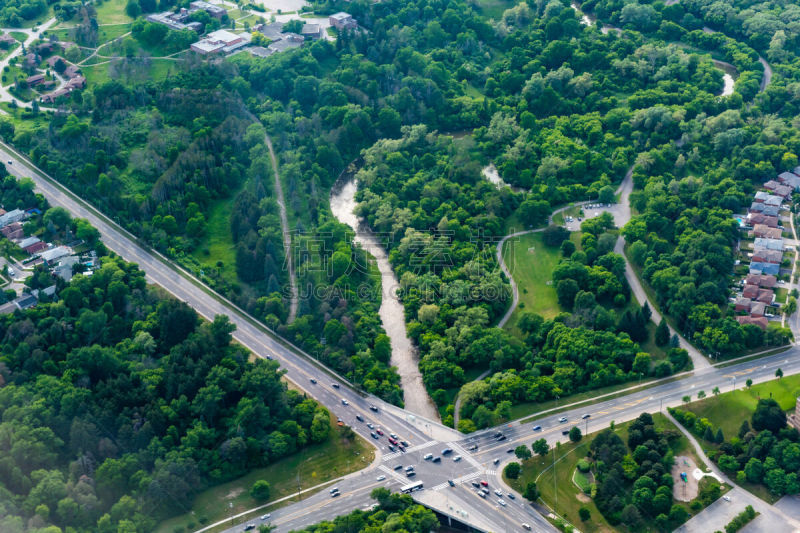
329;177;440;421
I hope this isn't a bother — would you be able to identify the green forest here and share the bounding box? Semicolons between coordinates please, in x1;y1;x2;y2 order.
1;0;799;428
0;180;332;531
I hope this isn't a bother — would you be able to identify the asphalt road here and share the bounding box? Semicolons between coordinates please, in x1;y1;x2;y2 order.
4;142;800;533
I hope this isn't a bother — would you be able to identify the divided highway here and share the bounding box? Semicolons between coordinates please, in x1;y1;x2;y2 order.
2;141;799;533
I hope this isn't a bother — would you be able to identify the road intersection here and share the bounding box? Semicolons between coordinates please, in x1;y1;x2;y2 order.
1;134;798;532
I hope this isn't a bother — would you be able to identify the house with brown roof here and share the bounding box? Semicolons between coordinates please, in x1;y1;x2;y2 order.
66;76;85;89
745;273;777;288
26;74;45;87
735;297;752;312
736;315;768;330
750;302;766;318
752;249;782;264
756;289;775;305
65;65;81;78
23;241;48;255
742;284;759;299
753;224;783;239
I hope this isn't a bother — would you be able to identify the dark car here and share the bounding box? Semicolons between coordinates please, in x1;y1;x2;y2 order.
332;383;340;389
471;481;480;488
582;414;591;419
507;493;516;500
493;432;502;438
356;414;364;422
310;378;317;384
448;480;455;487
496;435;506;441
442;448;453;455
507;448;514;453
406;471;416;478
398;445;405;452
468;444;478;451
244;526;255;531
388;445;395;452
370;432;378;439
562;430;570;436
369;404;379;412
400;440;409;447
394;464;403;470
432;456;441;463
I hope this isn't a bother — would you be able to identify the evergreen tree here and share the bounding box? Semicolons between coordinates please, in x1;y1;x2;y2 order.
655;318;670;346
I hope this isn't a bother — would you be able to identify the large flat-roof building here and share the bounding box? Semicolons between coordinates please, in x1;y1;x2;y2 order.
190;30;250;54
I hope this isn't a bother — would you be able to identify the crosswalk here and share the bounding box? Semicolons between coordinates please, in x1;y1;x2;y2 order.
382;439;438;461
431;470;485;491
378;464;408;483
447;441;482;469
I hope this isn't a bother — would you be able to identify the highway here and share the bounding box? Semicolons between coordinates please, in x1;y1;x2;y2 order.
2;141;800;533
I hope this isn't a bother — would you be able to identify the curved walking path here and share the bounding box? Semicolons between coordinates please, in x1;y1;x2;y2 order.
666;410;800;532
264;134;298;324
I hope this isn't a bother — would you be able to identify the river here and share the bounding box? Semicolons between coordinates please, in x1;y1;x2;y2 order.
329;177;440;421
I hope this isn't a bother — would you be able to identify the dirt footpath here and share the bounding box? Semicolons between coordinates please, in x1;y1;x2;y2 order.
673;456;699;501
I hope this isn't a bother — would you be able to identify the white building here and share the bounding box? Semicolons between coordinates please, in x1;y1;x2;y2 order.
190;30;250;55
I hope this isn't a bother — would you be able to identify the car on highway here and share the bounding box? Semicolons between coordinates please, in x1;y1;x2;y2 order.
388;445;395;451
493;432;502;438
394;464;403;470
582;414;591;419
494;489;503;497
507;448;514;453
405;466;414;472
507;493;515;499
480;480;488;487
370;432;378;439
341;398;348;405
400;440;409;447
398;445;405;452
406;471;416;477
478;491;486;498
356;415;364;422
369;404;379;412
331;491;340;497
442;448;453;455
260;513;271;520
376;428;384;436
367;423;374;429
562;430;570;436
424;453;433;460
244;525;255;531
471;481;480;488
310;378;317;384
377;475;386;481
388;438;398;445
432;456;441;463
522;524;532;530
448;479;455;487
468;444;478;451
493;458;499;465
559;416;568;423
481;488;489;495
453;455;462;462
265;355;272;360
332;383;340;389
496;435;506;441
330;487;339;494
6;161;10;165
390;433;398;439
498;499;506;506
533;425;542;431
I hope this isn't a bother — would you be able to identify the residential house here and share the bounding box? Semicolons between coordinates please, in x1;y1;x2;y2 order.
64;65;81;78
26;74;45;87
46;55;65;68
742;284;759;299
754;191;771;203
765;195;783;207
778;171;800;190
753;237;784;251
329;12;357;30
757;289;775;305
752;249;782;264
0;209;25;228
735;297;752;312
66;76;85;89
750;302;766;318
749;262;780;276
23;241;48;255
41;88;70;104
31;285;56;300
747;213;779;227
736;315;768;330
18;236;40;249
745;273;777;288
190;30;250;54
753;224;782;239
0;222;22;239
39;246;70;264
54;256;80;282
15;293;37;310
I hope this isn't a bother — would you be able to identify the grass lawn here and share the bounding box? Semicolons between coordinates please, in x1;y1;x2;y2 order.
94;0;136;25
189;182;245;287
155;415;374;533
682;374;800;448
506;414;707;532
9;31;28;42
477;0;518;19
502;232;562;322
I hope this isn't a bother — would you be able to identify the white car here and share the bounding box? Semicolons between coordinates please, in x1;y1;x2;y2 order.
494;489;503;497
453;455;462;462
260;514;271;520
376;475;386;481
341;398;348;405
424;453;433;460
559;416;568;423
498;499;506;506
723;495;731;502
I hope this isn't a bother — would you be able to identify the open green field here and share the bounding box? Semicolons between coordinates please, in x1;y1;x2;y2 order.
683;373;800;448
93;0;136;25
506;414;701;532
502;232;562;321
189;187;242;287
477;0;519;19
81;57;178;86
155;415;374;533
